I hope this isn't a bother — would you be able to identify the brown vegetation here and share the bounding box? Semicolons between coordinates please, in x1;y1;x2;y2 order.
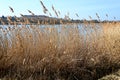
0;22;120;80
0;0;120;80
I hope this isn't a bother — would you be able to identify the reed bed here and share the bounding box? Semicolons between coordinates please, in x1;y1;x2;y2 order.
0;1;120;79
0;22;120;80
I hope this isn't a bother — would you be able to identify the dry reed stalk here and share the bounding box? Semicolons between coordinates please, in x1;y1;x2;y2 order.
40;0;48;14
0;22;120;79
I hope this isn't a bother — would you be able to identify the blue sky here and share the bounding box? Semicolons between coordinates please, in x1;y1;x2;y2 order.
0;0;120;20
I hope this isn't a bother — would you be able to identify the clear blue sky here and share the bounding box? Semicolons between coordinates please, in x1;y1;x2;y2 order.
0;0;120;20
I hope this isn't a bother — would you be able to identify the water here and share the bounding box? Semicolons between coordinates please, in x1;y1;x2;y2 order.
0;23;103;41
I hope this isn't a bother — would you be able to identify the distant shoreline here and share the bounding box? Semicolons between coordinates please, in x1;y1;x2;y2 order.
0;15;120;25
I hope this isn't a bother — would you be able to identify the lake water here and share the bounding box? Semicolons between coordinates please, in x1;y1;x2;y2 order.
0;23;105;51
0;23;103;41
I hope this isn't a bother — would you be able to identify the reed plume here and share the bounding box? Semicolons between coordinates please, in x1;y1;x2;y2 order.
75;13;79;17
20;13;24;17
52;5;59;17
49;12;52;16
28;10;35;15
114;16;116;20
40;0;48;14
9;6;14;13
58;11;61;15
89;16;92;20
52;5;55;11
96;13;100;21
106;14;108;18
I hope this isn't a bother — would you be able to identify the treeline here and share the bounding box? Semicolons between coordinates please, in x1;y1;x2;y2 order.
0;15;119;25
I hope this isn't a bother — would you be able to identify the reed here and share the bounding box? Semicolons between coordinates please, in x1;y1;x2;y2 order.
0;22;120;80
0;1;120;80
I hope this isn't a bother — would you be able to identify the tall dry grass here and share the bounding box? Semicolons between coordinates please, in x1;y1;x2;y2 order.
0;22;120;80
0;1;120;79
